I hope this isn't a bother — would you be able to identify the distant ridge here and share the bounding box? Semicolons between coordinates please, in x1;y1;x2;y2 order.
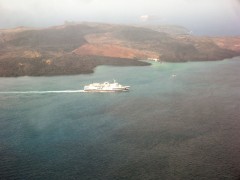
0;22;240;76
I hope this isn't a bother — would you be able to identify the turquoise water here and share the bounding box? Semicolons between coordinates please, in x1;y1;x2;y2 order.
1;58;240;179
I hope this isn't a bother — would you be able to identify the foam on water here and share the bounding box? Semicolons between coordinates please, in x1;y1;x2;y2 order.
0;90;85;94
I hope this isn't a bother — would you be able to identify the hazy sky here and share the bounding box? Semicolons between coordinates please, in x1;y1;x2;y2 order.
0;0;239;35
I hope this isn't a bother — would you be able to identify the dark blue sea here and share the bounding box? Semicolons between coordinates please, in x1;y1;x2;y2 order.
1;58;240;179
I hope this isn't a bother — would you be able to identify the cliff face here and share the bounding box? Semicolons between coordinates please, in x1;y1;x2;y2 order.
0;23;240;76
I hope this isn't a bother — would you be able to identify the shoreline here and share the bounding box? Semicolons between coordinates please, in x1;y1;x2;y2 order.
1;56;240;77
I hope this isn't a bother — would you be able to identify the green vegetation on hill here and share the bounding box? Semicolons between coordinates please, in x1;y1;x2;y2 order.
0;54;149;77
5;25;103;51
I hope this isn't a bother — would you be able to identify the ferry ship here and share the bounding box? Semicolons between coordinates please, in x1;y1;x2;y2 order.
84;80;130;92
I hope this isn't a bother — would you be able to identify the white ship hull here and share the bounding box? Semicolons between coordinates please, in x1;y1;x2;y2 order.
84;89;129;92
83;81;129;92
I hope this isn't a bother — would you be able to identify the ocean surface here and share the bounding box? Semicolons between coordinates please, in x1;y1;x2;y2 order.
1;58;240;179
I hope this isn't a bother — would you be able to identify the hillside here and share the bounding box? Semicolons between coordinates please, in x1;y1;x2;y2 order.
0;23;240;76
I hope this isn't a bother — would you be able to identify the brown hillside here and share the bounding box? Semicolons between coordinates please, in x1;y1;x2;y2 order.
212;37;240;52
74;44;159;59
0;23;240;76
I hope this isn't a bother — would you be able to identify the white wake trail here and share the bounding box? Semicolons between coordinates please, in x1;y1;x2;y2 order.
0;90;85;94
